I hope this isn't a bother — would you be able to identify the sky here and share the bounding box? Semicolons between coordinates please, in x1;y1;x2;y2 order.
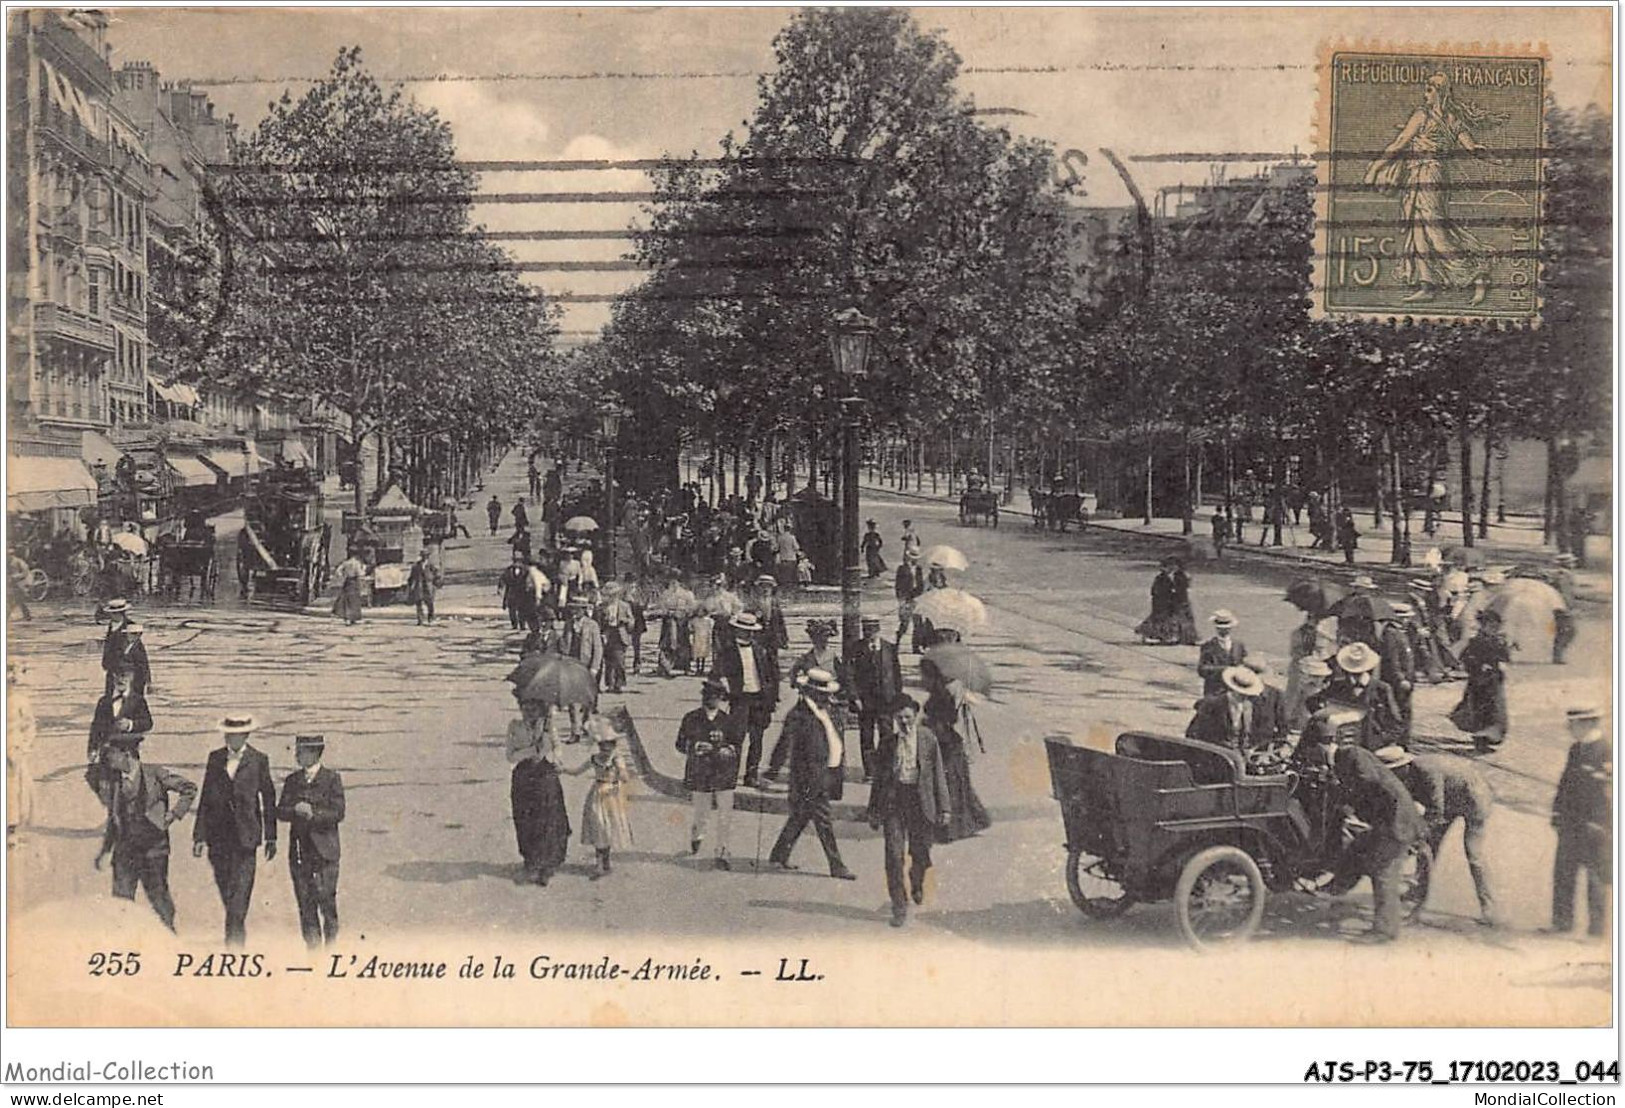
104;5;1613;339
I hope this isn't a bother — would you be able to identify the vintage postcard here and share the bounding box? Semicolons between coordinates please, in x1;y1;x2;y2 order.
2;4;1615;1062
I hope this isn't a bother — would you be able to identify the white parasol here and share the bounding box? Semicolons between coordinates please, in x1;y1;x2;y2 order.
913;587;988;635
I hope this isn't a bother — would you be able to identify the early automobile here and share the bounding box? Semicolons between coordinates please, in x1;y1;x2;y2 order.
1045;731;1430;950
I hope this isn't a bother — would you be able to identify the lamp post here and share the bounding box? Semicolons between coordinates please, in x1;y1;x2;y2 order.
600;405;625;578
830;308;875;652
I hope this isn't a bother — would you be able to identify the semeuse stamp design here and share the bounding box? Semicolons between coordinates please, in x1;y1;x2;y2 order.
1315;47;1546;323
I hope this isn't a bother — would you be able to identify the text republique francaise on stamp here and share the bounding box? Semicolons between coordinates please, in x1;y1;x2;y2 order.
1315;47;1547;324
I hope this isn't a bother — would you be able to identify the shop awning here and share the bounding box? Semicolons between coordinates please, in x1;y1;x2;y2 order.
8;456;98;513
204;449;248;479
166;453;217;488
244;445;267;474
281;441;314;468
151;381;201;407
81;430;123;469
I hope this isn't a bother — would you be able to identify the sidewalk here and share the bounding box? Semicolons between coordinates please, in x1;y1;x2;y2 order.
859;477;1612;603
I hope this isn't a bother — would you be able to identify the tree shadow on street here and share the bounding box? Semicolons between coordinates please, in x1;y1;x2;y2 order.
382;859;524;884
746;898;891;927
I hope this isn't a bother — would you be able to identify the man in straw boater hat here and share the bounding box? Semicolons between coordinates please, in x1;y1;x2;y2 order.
1185;665;1274;755
710;611;779;790
277;735;345;948
193;713;277;946
1326;642;1408;751
1196;610;1247;699
1549;703;1612;938
766;668;857;881
93;729;196;933
98;598;150;696
1376;744;1501;928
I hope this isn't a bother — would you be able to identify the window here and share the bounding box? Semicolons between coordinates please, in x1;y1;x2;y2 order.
87;271;101;316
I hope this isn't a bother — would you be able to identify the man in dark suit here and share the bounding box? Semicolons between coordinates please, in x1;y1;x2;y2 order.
1550;703;1611;938
710;612;779;788
86;666;153;797
1313;728;1425;943
192;714;277;946
850;616;904;781
277;734;345;948
676;680;740;870
894;553;925;653
767;670;856;880
1197;610;1247;698
1378;607;1418;729
867;694;950;926
94;733;195;932
1185;666;1276;753
98;600;151;695
1327;642;1408;750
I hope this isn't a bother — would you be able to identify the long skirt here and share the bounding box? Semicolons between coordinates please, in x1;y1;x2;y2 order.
332;578;364;623
580;781;634;850
1450;677;1509;743
936;733;991;842
1137;608;1195;644
511;761;571;873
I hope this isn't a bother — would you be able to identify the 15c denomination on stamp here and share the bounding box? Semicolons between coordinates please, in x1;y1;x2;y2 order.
1314;46;1547;324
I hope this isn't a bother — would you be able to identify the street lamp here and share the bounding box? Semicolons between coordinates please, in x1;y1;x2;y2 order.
830;307;875;651
600;405;626;578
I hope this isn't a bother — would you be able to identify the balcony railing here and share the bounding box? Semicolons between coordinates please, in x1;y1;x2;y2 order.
32;301;114;350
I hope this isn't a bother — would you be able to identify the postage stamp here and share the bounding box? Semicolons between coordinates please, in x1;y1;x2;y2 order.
1314;46;1548;323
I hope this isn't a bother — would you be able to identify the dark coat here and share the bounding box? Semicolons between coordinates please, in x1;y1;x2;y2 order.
1395;755;1491;826
1185;693;1281;750
277;766;345;863
1333;745;1424;844
675;706;740;794
711;637;779;708
867;720;950;825
1197;637;1248;697
850;637;903;716
1553;736;1612;833
407;559;442;601
895;563;924;603
1379;624;1417;690
777;700;844;803
193;745;277;851
1324;676;1407;748
87;690;153;761
102;632;151;693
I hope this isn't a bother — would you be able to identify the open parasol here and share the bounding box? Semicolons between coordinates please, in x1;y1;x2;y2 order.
110;532;149;556
563;516;600;533
1484;577;1567;661
1285;579;1344;617
512;654;598;707
913;587;988;635
920;642;994;697
923;544;969;571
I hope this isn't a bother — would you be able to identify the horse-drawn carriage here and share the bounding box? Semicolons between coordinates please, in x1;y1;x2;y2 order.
154;516;219;601
958;488;1000;527
1030;489;1089;533
1045;731;1430;950
241;472;331;604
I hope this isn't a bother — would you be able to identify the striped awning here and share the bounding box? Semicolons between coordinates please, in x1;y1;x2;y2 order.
8;456;98;513
204;449;248;479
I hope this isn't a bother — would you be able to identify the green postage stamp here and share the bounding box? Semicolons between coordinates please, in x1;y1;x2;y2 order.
1315;47;1547;323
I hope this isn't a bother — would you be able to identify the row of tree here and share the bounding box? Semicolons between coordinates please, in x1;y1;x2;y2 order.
593;8;1610;561
151;47;564;514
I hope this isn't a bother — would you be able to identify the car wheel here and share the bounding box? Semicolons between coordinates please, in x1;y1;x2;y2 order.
1174;845;1266;950
1066;847;1134;918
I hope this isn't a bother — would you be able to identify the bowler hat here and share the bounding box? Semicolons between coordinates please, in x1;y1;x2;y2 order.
295;734;326;750
1335;642;1380;674
860;615;882;628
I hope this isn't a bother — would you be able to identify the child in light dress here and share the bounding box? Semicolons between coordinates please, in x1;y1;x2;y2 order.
795;553;814;586
565;719;635;878
688;610;715;676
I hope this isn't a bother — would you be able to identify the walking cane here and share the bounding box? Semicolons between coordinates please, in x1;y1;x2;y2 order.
754;802;764;875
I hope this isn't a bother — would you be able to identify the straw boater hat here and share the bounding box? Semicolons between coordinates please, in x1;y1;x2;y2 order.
1210;609;1237;629
296;734;326;752
1374;744;1413;769
124;623;145;636
1335;642;1381;674
1481;569;1507;586
1566;703;1603;723
220;714;258;734
1221;666;1264;697
103;598;130;615
755;573;778;588
1407;578;1436;593
1351;574;1377;591
730;612;763;633
801;667;840;696
1297;656;1333;678
1388;602;1415;619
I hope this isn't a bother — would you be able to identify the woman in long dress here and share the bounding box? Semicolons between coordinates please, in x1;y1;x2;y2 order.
1363;73;1510;306
507;694;572;885
1136;559;1182;643
922;666;991;842
331;554;366;625
1450;608;1511;753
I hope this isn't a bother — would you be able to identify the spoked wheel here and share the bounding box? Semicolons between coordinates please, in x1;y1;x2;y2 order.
1065;847;1135;918
1399;840;1434;921
1174;845;1267;950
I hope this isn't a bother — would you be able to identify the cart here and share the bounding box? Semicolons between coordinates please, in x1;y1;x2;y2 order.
1045;732;1431;950
958;489;1000;527
344;486;422;605
242;472;331;605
